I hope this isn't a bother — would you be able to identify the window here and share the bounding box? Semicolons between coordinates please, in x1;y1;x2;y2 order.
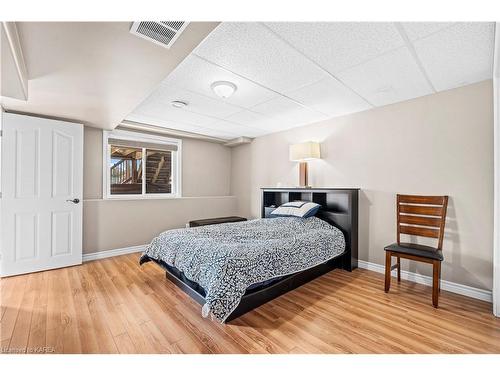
109;146;143;195
103;129;181;199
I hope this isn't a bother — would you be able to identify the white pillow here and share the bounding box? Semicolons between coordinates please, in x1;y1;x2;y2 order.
270;201;321;218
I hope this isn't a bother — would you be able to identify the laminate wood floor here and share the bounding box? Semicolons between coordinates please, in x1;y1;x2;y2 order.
1;253;499;354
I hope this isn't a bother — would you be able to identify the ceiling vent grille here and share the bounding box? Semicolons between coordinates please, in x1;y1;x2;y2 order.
130;21;189;49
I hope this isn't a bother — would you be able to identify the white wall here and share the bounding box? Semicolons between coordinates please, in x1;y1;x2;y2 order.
231;80;494;290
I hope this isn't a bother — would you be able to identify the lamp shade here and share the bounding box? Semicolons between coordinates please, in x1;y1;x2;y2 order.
211;81;237;98
289;142;321;161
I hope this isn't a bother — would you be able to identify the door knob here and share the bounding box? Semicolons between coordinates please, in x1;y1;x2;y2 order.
66;198;80;204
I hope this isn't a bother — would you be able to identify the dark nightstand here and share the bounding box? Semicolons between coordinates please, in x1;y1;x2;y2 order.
188;216;247;228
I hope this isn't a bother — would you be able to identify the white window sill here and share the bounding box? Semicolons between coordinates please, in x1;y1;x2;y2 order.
83;195;236;202
103;194;182;200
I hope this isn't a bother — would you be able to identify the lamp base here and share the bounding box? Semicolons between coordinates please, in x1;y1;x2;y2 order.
299;162;309;188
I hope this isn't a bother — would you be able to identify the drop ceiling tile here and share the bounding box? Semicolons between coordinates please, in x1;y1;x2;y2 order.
153;85;242;118
194;22;328;92
163;55;277;108
285;76;372;117
127;22;495;141
125;113;238;140
265;22;404;73
208;119;267;138
412;22;495;92
132;102;216;127
129;84;243;128
126;113;205;134
251;96;327;130
336;46;434;107
400;22;456;41
185;128;238;140
225;110;277;130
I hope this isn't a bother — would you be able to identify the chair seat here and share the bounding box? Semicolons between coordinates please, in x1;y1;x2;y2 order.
384;242;443;261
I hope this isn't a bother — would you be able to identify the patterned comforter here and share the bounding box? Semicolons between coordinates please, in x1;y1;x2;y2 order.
141;216;345;322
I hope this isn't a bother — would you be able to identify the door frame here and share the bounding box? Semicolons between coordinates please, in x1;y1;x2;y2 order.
493;22;499;317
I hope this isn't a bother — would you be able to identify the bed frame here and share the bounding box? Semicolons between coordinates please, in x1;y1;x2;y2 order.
141;187;359;322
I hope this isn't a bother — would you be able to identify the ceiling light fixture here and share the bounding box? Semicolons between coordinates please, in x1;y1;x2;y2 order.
171;100;188;108
211;81;237;99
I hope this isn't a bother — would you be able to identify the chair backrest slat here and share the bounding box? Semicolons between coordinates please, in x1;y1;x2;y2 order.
399;215;442;227
398;195;446;205
397;194;448;249
399;225;440;238
399;205;443;216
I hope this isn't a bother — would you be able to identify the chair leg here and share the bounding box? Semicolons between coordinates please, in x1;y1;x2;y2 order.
396;256;401;282
438;262;441;292
432;260;440;308
384;251;392;293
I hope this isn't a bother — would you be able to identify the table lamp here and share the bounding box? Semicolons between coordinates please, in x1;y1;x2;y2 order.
289;141;321;188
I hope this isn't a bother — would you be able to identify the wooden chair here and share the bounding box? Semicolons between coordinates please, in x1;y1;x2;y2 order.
384;194;448;307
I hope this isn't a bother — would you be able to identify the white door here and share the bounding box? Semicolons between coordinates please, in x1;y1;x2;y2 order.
1;112;83;277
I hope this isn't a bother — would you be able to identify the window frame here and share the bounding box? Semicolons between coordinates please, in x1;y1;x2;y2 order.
102;129;182;200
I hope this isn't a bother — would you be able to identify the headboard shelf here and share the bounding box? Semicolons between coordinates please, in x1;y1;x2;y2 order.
261;187;359;271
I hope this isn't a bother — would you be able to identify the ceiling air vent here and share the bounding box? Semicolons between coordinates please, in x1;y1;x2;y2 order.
130;21;189;49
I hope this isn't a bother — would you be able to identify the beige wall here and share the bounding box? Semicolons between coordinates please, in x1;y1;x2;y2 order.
83;197;237;254
83;127;236;254
231;80;494;290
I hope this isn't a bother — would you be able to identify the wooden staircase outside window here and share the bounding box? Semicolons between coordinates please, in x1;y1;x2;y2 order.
145;151;172;194
110;158;142;185
110;147;171;195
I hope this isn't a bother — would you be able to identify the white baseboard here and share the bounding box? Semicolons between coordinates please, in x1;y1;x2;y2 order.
358;260;492;303
83;244;146;262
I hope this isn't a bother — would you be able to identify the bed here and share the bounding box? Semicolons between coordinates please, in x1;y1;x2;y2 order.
140;188;359;323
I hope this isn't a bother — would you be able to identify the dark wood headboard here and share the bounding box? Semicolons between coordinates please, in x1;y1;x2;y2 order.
261;187;359;271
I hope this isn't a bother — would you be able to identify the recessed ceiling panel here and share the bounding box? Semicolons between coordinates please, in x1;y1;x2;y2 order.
336;47;434;106
265;22;404;74
412;22;495;91
251;96;327;130
208;119;267;138
131;85;242;124
132;102;216;127
163;55;277;108
225;110;277;130
286;76;372;117
126;113;239;140
400;22;456;41
193;22;328;92
125;21;495;140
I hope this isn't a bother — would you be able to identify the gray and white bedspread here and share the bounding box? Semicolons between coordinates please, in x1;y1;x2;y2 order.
141;216;345;322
